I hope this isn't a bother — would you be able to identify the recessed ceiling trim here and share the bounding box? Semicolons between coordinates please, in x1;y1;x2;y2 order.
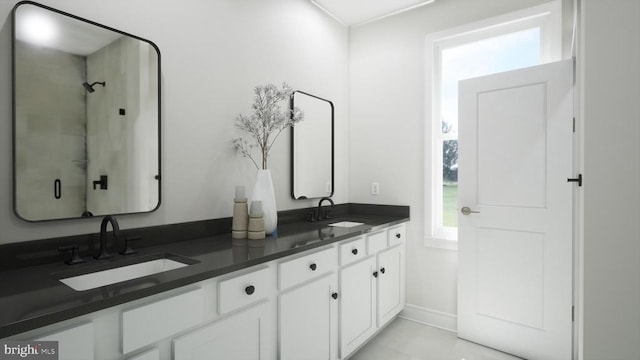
310;0;347;26
353;0;436;27
310;0;437;27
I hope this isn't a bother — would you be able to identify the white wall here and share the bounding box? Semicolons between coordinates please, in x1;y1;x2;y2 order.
348;0;572;325
579;0;640;358
0;0;349;243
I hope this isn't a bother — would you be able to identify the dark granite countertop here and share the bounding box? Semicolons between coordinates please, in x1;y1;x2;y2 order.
0;204;409;338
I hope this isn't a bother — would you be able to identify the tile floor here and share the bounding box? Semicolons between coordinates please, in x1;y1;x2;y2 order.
349;318;523;360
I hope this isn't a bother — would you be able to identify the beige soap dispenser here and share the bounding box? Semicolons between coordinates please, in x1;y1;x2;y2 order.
232;186;249;239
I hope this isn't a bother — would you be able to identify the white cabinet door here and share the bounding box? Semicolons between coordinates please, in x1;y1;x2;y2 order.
173;302;273;360
377;244;403;327
122;287;205;354
127;348;159;360
279;273;338;360
339;256;377;358
36;322;94;360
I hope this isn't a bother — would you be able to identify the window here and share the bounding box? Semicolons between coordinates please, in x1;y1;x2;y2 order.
424;2;561;249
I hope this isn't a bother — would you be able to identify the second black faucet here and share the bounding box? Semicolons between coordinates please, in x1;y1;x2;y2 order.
96;215;119;260
316;197;335;221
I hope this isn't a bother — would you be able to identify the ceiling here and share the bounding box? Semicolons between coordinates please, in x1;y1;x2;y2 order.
311;0;436;26
16;4;121;56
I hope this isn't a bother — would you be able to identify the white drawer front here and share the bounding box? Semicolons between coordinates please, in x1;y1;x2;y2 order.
122;287;204;354
279;247;337;290
218;267;271;314
388;224;406;246
367;231;388;255
339;237;366;266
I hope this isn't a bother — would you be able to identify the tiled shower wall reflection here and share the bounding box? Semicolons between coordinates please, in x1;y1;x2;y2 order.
15;41;87;220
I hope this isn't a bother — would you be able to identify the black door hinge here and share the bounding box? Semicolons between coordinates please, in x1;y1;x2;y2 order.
567;174;582;187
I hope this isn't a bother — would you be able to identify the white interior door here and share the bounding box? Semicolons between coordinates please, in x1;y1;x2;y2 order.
457;59;574;360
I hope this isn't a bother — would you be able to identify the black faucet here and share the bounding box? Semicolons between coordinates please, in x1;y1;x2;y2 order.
317;197;334;221
96;215;119;260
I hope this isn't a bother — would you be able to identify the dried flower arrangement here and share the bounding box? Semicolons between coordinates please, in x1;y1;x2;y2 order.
233;83;304;169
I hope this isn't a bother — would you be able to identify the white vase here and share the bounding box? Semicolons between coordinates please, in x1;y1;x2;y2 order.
251;169;277;235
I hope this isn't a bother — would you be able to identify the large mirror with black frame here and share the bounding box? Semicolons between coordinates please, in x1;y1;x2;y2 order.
12;1;161;221
290;91;334;200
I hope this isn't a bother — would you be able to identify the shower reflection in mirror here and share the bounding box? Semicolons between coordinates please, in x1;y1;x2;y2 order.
12;1;161;221
82;81;106;93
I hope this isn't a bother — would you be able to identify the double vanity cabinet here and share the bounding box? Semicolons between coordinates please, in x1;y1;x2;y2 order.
4;222;406;360
280;224;405;360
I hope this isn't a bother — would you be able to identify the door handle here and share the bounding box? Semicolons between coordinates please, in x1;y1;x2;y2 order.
567;174;583;186
461;206;480;216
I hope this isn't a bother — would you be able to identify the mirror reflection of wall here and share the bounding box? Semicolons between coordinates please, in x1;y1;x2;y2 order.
13;2;161;221
85;36;159;216
291;91;334;200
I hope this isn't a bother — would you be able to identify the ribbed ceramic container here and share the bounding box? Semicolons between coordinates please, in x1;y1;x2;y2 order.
251;169;277;235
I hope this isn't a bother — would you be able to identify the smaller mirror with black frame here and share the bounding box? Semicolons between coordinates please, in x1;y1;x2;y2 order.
290;91;334;200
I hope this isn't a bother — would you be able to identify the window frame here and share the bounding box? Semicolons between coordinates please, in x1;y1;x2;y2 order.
424;1;562;250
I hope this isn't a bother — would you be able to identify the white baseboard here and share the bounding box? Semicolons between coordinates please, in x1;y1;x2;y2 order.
399;304;458;333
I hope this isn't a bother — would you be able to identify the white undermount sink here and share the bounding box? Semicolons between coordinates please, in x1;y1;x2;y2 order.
60;257;190;291
328;221;365;228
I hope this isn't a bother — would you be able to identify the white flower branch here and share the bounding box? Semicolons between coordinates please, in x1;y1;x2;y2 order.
232;83;304;169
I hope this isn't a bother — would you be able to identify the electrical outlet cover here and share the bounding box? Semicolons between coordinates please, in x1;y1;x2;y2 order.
371;182;380;195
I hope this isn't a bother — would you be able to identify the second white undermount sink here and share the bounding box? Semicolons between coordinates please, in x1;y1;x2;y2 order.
328;221;365;228
59;256;191;291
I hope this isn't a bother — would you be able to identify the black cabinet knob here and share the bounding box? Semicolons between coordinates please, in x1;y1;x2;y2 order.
331;292;339;300
380;267;386;274
396;233;401;239
352;249;358;255
309;263;317;271
245;285;255;295
373;271;378;278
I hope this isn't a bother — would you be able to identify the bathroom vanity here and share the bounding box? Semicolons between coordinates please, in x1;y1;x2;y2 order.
5;3;409;359
0;204;409;360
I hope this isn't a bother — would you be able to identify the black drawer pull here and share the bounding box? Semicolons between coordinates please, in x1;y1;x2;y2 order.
245;285;255;295
395;233;401;239
373;271;378;278
331;292;339;300
380;267;386;274
309;263;317;271
352;249;358;255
